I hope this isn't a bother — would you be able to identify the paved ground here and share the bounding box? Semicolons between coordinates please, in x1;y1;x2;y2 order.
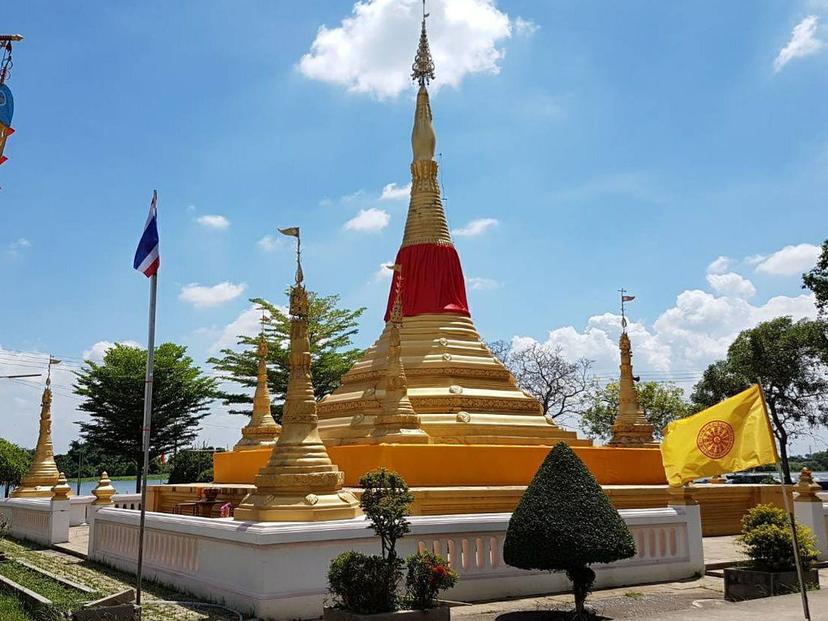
53;525;89;558
452;568;828;620
702;534;745;568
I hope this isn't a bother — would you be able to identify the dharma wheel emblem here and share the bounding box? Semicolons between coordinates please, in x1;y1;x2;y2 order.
696;420;735;459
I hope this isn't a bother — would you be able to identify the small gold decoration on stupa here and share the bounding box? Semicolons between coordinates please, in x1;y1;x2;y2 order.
234;316;282;451
608;292;657;447
234;228;360;522
795;467;822;502
12;360;61;498
92;471;117;506
370;265;428;444
51;472;71;501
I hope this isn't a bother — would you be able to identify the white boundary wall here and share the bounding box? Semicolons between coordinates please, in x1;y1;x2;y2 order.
89;505;703;620
0;498;70;545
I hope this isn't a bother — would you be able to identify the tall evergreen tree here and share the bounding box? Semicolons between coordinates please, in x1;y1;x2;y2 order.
504;443;635;619
75;343;216;492
208;294;365;421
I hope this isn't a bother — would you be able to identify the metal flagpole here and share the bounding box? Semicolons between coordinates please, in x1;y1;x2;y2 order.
135;270;158;607
759;386;810;620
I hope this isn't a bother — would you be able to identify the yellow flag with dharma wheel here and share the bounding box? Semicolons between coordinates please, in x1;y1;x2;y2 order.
660;385;779;486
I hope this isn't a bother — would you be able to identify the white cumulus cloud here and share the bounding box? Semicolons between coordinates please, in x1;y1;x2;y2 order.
452;217;499;237
706;256;731;275
774;15;824;72
257;235;283;252
298;0;514;99
380;182;411;200
754;243;821;275
179;282;247;308
705;272;757;299
196;215;230;229
210;306;272;353
467;276;500;290
83;340;142;362
374;262;395;282
344;208;391;232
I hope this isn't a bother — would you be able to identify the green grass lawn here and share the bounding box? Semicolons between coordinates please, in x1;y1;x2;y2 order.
0;591;31;621
0;559;96;614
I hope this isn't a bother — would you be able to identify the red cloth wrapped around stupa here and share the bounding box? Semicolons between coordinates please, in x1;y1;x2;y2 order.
384;244;470;321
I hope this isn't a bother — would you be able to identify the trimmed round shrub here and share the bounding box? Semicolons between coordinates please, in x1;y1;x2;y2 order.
504;443;636;618
738;503;818;571
405;550;458;610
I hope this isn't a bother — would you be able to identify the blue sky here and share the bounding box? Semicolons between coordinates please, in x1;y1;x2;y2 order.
1;1;826;453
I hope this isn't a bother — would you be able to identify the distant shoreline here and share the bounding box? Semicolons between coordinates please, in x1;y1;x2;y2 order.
71;474;167;483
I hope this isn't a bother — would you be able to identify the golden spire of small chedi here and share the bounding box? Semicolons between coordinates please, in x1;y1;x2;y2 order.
234;323;281;451
12;372;62;498
234;229;360;521
369;265;428;443
607;296;656;447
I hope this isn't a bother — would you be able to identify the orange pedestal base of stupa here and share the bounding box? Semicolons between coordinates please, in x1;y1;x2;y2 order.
213;444;666;487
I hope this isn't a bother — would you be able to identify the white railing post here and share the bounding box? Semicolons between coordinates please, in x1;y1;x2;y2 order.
793;470;828;560
49;497;71;545
667;484;704;574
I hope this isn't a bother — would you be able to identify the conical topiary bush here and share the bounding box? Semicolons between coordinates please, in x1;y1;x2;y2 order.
504;442;636;619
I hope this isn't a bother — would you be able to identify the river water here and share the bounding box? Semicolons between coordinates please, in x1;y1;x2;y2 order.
71;477;168;496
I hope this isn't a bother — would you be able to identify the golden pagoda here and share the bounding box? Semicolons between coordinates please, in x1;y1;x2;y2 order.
368;265;428;444
316;12;585;448
607;293;656;447
13;374;61;498
234;326;281;451
233;229;361;522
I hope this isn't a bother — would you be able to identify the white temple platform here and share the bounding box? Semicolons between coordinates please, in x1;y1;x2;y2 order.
86;505;705;620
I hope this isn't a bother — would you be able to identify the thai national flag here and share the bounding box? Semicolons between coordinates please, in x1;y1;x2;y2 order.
133;191;160;277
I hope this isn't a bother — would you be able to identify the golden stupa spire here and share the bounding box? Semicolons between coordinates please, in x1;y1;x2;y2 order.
403;4;451;247
608;291;656;447
12;360;62;497
371;265;428;443
234;315;281;451
234;228;360;521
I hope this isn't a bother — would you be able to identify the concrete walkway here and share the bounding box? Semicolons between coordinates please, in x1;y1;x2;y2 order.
53;525;89;559
452;568;827;621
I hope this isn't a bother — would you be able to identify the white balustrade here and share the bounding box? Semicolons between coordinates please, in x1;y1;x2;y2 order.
112;493;142;511
89;504;703;620
0;498;70;545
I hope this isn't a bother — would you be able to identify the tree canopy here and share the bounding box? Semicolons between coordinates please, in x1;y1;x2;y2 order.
208;293;365;421
488;340;594;420
504;443;635;618
0;439;32;497
75;343;217;492
691;316;828;483
802;239;828;317
580;381;694;441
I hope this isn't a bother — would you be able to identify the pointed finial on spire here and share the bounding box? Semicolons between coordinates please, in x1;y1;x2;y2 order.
411;0;435;86
618;289;635;333
278;227;303;285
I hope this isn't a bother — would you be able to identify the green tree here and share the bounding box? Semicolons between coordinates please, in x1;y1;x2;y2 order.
0;439;31;497
580;381;693;441
691;317;828;483
166;448;221;484
75;343;217;492
802;239;828;317
54;440;138;480
208;294;365;421
504;443;635;619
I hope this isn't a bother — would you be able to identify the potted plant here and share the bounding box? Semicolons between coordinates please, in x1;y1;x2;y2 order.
325;469;457;621
724;503;819;601
503;443;637;620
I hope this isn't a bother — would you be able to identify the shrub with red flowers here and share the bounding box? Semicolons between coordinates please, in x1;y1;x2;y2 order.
405;550;458;610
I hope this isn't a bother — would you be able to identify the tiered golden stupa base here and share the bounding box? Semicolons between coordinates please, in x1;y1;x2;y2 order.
607;423;659;448
215;443;665;487
317;313;587;447
10;484;59;499
234;429;279;451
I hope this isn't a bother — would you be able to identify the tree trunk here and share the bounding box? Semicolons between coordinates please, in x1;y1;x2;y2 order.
778;439;792;485
4;482;9;498
135;470;142;494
